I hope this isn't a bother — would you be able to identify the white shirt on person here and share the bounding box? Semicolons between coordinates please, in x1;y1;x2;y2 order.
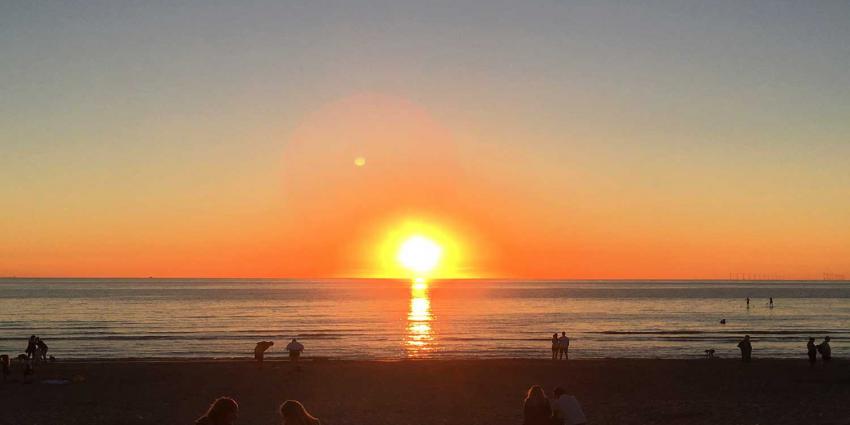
552;395;586;425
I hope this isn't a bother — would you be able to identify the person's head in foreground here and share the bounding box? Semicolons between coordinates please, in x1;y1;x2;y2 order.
525;385;546;403
553;386;567;399
280;400;321;425
196;397;238;425
824;336;831;342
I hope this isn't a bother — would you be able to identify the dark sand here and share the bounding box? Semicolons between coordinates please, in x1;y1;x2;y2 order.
1;359;849;425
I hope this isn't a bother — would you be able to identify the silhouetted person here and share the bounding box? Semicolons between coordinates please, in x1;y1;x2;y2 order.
36;338;48;362
817;336;832;362
746;297;750;308
280;400;321;425
522;385;552;425
807;338;818;365
0;354;9;382
769;297;774;307
195;397;239;425
25;335;36;360
254;341;274;365
558;332;570;360
551;386;587;425
286;339;304;363
551;333;559;360
738;335;752;362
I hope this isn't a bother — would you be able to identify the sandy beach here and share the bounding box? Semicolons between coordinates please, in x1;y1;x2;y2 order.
1;358;848;425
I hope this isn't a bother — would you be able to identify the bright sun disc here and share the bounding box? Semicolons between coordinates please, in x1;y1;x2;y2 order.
397;236;442;274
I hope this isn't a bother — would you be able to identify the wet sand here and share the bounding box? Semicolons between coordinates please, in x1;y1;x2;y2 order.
1;358;848;425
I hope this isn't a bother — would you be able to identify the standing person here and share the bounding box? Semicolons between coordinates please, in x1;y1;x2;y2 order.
738;335;752;362
558;332;570;360
551;333;559;360
807;338;818;365
522;385;552;425
551;386;587;425
279;400;321;425
36;338;48;362
286;339;304;363
817;336;832;362
25;335;37;360
0;354;10;382
254;341;274;365
746;297;750;308
769;297;774;307
195;397;239;425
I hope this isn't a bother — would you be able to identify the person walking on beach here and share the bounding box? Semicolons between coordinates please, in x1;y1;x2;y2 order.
280;400;321;425
551;333;559;360
807;338;818;365
558;332;570;360
195;397;239;425
522;385;552;425
746;297;750;308
254;341;274;365
551;386;587;425
769;297;774;308
817;336;832;362
286;338;304;363
738;335;752;362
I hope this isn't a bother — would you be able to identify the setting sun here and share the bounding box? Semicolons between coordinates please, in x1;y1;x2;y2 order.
397;235;442;275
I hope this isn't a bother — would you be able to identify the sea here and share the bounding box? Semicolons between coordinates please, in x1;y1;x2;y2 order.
1;279;847;360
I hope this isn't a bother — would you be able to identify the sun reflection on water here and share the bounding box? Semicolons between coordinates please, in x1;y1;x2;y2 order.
405;279;434;357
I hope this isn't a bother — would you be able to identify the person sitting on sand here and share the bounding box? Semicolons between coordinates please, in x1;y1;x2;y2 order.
737;335;752;362
551;386;587;425
807;338;818;365
551;333;559;360
817;336;832;362
558;332;570;360
254;341;274;364
195;397;239;425
280;400;321;425
522;385;552;425
286;339;304;363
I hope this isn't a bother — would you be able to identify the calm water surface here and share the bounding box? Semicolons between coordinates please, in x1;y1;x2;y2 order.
1;279;848;359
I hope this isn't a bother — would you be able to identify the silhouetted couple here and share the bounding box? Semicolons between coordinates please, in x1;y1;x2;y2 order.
195;397;320;425
551;332;570;360
523;385;586;425
25;335;48;362
808;337;831;364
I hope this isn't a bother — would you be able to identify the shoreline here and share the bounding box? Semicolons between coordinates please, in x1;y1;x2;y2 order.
2;359;848;424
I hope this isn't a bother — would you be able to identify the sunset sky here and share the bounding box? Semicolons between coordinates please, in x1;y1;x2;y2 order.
2;1;849;279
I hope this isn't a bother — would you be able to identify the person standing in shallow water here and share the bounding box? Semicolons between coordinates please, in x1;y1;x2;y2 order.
286;338;304;363
551;333;559;360
817;336;832;362
737;335;752;362
254;341;274;366
746;297;750;308
522;385;552;425
807;338;818;365
558;332;570;360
